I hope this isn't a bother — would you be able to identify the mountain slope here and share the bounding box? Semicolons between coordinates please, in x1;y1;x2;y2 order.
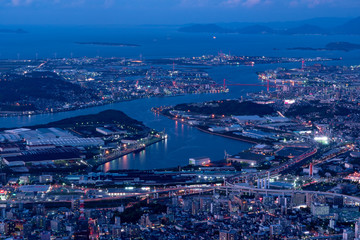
333;17;360;34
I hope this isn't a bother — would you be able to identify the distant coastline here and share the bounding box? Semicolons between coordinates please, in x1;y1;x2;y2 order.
288;41;360;52
75;42;140;47
177;17;360;35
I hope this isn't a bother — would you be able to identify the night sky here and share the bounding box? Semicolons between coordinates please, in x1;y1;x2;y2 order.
0;0;359;25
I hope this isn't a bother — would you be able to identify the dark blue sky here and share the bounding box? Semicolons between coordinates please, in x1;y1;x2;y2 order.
0;0;359;25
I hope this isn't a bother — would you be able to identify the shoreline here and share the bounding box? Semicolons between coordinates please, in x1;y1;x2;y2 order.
195;126;259;145
0;90;226;119
92;136;166;171
156;108;267;146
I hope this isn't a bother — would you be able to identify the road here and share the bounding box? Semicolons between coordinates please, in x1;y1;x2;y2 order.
5;182;360;207
219;183;360;204
227;147;318;182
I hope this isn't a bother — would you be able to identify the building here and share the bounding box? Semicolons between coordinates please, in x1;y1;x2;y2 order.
232;115;266;124
219;230;238;240
270;224;282;238
292;193;306;206
96;126;127;136
189;157;211;166
3;147;83;165
19;185;50;193
0;144;20;153
208;126;227;132
16;127;104;147
227;152;270;167
39;175;53;183
345;172;360;183
311;203;330;216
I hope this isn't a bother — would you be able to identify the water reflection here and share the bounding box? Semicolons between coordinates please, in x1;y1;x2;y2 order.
139;150;146;164
103;162;110;172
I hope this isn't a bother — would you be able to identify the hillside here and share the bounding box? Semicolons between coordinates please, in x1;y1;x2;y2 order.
173;100;275;116
0;72;98;111
283;24;329;35
333;16;360;34
27;110;145;130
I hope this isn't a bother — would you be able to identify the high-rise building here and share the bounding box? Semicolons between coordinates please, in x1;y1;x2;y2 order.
40;231;51;240
270;224;282;239
355;218;360;239
311;203;330;216
23;223;32;238
219;230;238;240
219;230;228;240
292;193;306;206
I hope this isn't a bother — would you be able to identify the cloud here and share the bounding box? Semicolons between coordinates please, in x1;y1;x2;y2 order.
288;0;337;8
0;0;355;9
178;0;211;8
2;0;111;8
11;0;20;5
104;0;114;8
222;0;265;7
301;0;334;8
222;0;241;7
243;0;261;7
9;0;33;6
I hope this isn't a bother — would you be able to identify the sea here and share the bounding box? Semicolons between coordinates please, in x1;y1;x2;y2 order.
0;25;359;171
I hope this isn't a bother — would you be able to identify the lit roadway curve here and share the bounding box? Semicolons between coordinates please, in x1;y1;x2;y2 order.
5;184;360;206
227;147;318;183
217;183;360;204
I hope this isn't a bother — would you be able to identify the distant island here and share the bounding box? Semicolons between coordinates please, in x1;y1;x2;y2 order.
170;100;275;116
178;23;332;35
75;42;140;47
288;42;360;52
178;16;360;35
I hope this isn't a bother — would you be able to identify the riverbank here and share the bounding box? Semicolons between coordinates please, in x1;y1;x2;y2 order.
90;135;166;171
154;106;271;145
0;91;226;118
195;126;259;145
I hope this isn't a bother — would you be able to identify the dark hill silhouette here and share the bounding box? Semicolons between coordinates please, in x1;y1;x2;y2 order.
283;24;328;35
333;16;360;34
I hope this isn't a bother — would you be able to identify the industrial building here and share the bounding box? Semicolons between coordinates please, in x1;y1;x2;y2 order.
2;147;82;165
227;152;273;167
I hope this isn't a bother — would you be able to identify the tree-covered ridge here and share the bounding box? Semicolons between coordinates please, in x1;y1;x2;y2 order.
173;100;275;116
0;71;98;111
27;110;145;130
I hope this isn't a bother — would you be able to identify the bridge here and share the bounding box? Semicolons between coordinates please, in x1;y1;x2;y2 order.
5;182;360;209
227;147;318;183
215;183;360;205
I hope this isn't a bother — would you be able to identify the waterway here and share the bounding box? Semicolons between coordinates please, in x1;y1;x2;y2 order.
0;25;359;170
0;65;265;170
